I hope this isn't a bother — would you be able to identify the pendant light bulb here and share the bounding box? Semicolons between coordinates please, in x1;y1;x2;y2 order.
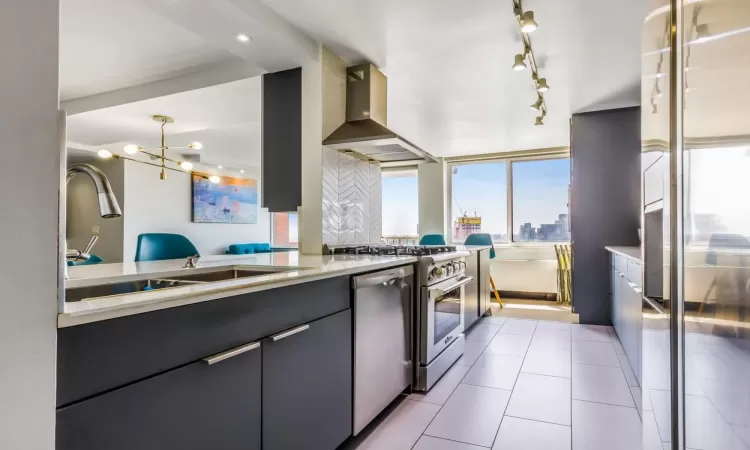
180;161;193;171
209;175;221;184
536;78;550;93
189;141;203;150
512;54;527;71
521;11;538;33
97;149;113;159
530;96;544;111
124;144;139;155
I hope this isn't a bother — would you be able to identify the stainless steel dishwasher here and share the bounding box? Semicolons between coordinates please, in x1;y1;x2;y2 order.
352;265;414;436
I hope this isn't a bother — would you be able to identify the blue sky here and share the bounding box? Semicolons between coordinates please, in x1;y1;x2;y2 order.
382;159;570;237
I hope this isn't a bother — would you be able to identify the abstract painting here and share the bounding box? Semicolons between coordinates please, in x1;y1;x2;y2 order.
192;174;258;224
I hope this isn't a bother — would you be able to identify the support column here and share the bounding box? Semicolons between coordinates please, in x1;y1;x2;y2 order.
418;160;449;239
0;1;60;448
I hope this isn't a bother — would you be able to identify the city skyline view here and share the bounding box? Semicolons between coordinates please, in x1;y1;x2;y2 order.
383;159;571;242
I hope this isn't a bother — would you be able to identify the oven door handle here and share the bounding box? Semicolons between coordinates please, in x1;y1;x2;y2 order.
429;276;473;299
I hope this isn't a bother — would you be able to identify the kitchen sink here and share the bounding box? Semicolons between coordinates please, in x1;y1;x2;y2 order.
65;265;303;303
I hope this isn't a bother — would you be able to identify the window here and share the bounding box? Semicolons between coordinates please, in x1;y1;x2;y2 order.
271;212;298;247
451;162;508;243
512;159;571;242
382;169;418;243
448;156;570;244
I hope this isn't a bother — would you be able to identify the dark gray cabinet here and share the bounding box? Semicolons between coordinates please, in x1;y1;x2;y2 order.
609;254;643;385
262;67;302;212
57;340;262;450
263;309;352;450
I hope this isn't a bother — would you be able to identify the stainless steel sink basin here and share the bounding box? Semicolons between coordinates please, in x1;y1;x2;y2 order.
65;265;303;303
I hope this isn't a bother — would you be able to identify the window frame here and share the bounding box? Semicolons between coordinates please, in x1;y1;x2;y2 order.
447;151;571;246
270;212;299;249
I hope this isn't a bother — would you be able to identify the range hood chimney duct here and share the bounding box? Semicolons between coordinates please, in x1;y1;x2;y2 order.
323;64;437;165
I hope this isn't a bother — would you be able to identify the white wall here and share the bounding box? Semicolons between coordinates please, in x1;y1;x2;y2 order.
490;246;559;294
122;161;270;262
0;1;59;448
67;149;125;263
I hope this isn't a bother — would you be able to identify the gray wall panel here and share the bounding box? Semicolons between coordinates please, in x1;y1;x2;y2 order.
571;107;641;325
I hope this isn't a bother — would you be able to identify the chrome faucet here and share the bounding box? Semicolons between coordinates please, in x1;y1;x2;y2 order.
184;254;201;268
66;163;122;262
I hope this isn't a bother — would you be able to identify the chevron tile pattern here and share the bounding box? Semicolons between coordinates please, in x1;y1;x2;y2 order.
321;147;382;245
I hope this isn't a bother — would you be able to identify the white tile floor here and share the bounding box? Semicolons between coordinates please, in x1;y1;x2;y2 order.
348;317;643;450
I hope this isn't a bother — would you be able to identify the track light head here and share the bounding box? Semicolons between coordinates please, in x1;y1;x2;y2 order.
530;96;544;111
535;116;544;126
521;11;538;33
536;78;550;93
513;54;527;71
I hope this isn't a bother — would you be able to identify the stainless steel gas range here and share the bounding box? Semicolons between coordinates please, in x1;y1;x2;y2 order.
415;250;471;391
324;244;470;392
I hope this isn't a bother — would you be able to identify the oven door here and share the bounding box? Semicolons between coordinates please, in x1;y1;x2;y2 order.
420;275;472;365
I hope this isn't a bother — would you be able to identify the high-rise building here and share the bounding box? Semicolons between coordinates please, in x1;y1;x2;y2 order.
454;216;481;242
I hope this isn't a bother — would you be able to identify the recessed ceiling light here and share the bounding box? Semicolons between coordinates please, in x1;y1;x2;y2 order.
235;33;252;43
240;169;245;173
218;165;223;169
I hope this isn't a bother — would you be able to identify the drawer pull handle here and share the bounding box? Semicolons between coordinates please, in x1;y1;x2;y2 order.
271;324;310;341
204;341;260;365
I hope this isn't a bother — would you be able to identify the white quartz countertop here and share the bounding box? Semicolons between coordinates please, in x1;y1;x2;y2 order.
61;252;417;328
605;246;642;262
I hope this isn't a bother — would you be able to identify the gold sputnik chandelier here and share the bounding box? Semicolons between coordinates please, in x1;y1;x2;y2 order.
511;0;549;126
96;115;219;182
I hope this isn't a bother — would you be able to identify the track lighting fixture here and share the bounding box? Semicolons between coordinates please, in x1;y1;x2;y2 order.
520;11;538;33
536;77;549;93
530;96;544;111
513;0;548;125
535;116;544;126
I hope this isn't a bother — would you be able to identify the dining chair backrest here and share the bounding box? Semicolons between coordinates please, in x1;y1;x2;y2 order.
464;233;496;259
419;234;447;245
134;233;199;262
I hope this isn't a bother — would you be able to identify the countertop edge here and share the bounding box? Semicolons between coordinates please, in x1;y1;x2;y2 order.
58;257;418;328
605;246;643;263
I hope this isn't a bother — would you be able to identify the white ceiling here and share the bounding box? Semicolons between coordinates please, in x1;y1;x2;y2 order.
61;0;651;158
67;77;262;172
261;0;651;156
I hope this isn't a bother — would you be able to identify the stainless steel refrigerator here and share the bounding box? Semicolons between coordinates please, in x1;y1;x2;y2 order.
641;1;750;449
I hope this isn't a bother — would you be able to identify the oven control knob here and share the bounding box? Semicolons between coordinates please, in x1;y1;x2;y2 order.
446;265;454;276
453;262;460;272
459;261;466;270
432;266;444;278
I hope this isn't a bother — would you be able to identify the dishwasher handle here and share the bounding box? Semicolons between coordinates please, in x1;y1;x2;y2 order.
352;265;414;288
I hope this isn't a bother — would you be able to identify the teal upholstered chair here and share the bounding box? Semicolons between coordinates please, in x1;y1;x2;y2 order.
419;234;447;245
226;243;294;255
464;233;503;307
67;254;103;266
134;233;199;262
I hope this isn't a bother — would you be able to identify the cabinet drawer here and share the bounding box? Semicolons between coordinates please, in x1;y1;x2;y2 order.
58;276;350;407
614;254;628;272
57;340;262;450
627;260;643;288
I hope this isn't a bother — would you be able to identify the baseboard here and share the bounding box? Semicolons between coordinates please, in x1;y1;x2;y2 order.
496;290;558;302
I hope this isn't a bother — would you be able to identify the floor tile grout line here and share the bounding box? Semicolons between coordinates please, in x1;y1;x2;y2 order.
418;434;493;449
572;398;637;409
489;319;539;450
503;414;572;428
412;319;499;450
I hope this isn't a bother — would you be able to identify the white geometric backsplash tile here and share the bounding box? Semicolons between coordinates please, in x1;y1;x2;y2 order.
322;147;382;245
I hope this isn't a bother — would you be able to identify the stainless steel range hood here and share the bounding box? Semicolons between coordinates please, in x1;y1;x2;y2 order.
323;64;437;165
